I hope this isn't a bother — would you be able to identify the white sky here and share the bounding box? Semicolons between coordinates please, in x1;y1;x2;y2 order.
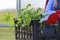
0;0;46;10
0;0;16;10
21;0;46;9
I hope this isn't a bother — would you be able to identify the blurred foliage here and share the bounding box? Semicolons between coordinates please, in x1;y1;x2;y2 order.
3;12;14;26
4;12;11;21
16;4;44;27
2;4;44;27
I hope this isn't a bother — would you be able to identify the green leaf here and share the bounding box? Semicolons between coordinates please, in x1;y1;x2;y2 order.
26;4;31;9
4;12;11;21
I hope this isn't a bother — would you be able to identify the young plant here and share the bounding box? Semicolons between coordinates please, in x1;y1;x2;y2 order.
4;12;11;21
4;12;14;26
16;4;43;27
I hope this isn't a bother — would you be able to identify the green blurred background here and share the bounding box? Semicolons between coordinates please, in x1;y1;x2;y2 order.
0;10;16;40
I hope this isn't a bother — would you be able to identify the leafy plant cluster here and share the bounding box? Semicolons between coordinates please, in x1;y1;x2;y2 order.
4;12;11;21
17;4;43;27
4;12;14;26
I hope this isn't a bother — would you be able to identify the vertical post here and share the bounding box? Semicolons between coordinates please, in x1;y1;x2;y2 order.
31;20;40;40
16;0;21;17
